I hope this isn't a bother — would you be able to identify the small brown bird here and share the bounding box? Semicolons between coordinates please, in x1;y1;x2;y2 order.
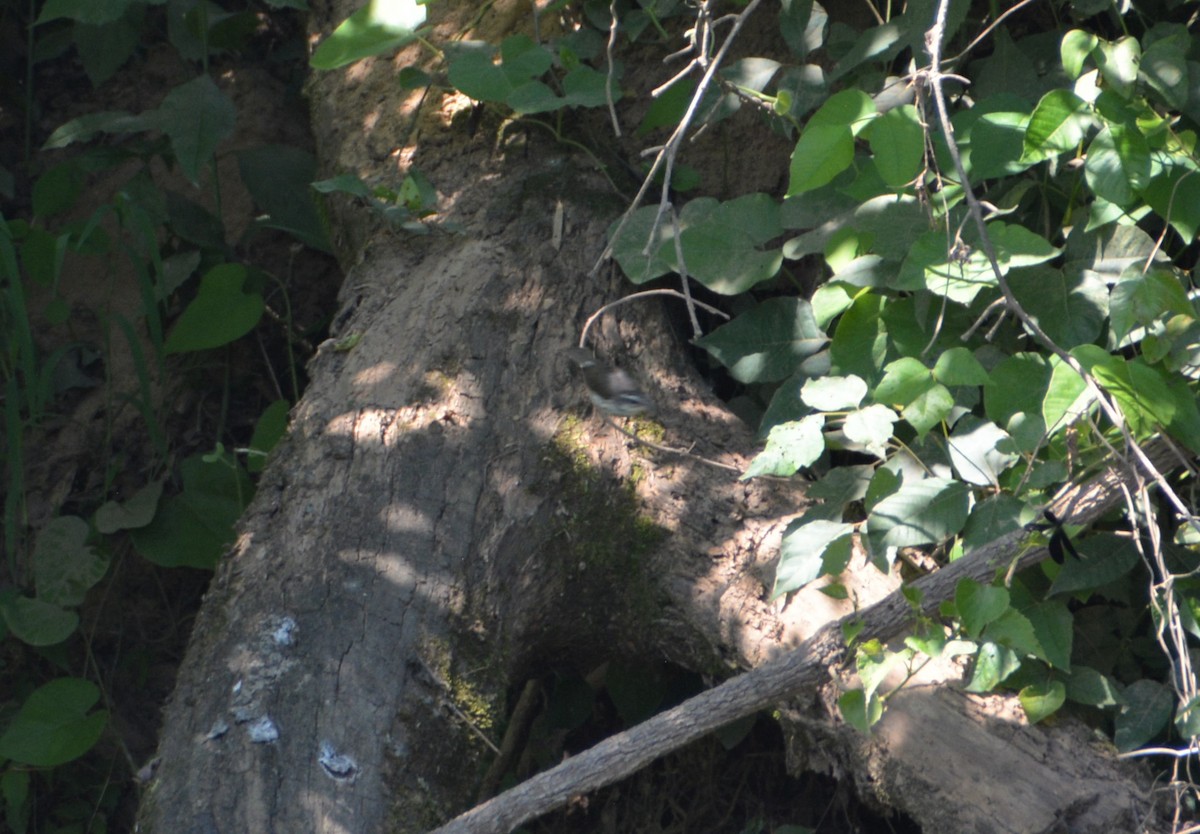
567;348;651;416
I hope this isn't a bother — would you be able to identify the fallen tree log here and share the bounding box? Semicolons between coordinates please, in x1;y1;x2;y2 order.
432;438;1182;834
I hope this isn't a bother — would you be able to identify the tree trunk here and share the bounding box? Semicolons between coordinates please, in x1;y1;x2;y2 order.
138;3;1159;832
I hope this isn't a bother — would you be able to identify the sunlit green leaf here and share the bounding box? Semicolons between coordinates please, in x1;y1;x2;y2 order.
867;477;970;550
309;0;426;69
956;579;1010;638
947;416;1017;487
743;415;825;479
842;404;897;459
1019;681;1066;724
773;517;854;596
1023;89;1091;159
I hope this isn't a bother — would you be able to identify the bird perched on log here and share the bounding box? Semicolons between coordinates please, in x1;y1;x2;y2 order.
567;348;651;416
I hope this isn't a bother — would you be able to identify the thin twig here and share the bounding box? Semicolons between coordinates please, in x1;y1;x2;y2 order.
604;0;621;137
591;0;766;277
579;288;729;348
606;416;743;474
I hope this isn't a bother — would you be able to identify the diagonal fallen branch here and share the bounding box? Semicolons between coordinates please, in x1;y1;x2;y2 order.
430;437;1186;834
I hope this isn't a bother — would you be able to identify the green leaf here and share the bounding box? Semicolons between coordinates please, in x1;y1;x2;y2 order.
830;15;903;77
1065;666;1121;707
638;77;694;134
1041;351;1094;436
131;453;253;569
1023;600;1073;669
900;383;954;437
956;579;1010;638
829;291;886;380
983;608;1044;660
1084;122;1149;206
0;596;78;646
779;0;821;57
989;222;1062;268
237;145;331;253
985;352;1051;428
962;493;1026;552
801;375;866;411
37;0;131;25
964;641;1022;692
152;76;237;185
902;223;1057;306
674;194;783;294
1060;29;1098;79
247;399;291;474
1019;680;1066;724
873;357;933;406
1094;36;1140;98
1143;160;1200;243
678;228;783;295
76;18;141;87
447;35;562;112
773;518;855;596
1049;533;1138;596
1007;266;1107;349
856;641;911;698
0;678;107;766
713;712;758;751
947;416;1017;487
32;162;83;218
95;480;164;533
2;769;30;834
897;232;985;303
868;105;924;189
1088;356;1176;438
311;173;374;199
1166;377;1200;456
867;477;970;550
696;297;827;383
743;415;825;480
1176;696;1200;741
787;90;875;196
33;516;107;608
1109;267;1194;343
932;347;990;386
605;661;665;726
1023;89;1091;159
842;404;897;459
1114;679;1173;752
164;264;264;354
807;465;872;507
309;0;426;70
1141;30;1189;110
787;123;853;196
873;358;954;435
838;688;883;733
969;111;1035;179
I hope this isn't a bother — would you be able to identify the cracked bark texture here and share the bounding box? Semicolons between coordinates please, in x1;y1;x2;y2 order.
138;2;1160;832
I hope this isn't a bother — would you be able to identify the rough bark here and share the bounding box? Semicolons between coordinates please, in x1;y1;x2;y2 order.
138;3;1163;833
